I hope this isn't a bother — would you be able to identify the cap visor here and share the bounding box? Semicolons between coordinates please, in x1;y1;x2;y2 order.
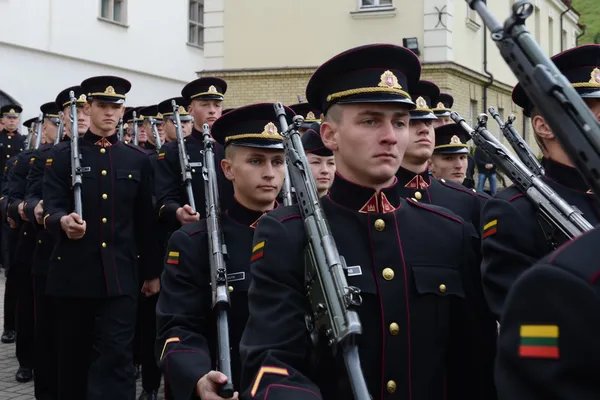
434;147;470;154
410;111;437;120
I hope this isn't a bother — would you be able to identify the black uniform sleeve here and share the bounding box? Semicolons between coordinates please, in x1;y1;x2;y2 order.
7;153;30;222
25;150;45;225
154;146;183;229
156;229;212;400
135;154;161;280
240;213;322;400
496;265;600;400
42;148;70;239
0;158;16;222
481;196;548;318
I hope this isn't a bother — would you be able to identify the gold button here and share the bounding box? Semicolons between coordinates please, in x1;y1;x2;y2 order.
387;380;397;394
441;178;446;183
102;217;107;223
374;219;385;231
102;242;107;248
100;148;106;154
57;256;61;261
101;170;107;176
7;145;11;149
472;189;477;193
6;155;9;158
38;240;42;244
415;191;422;200
389;322;399;336
382;268;394;281
23;232;27;236
228;286;234;293
439;284;447;293
102;194;108;200
192;169;196;173
8;136;11;140
128;174;132;179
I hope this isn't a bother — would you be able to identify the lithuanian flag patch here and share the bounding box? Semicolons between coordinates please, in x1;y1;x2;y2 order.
482;219;497;239
519;325;559;359
251;241;265;262
158;153;165;160
45;159;53;167
167;251;180;265
29;157;35;165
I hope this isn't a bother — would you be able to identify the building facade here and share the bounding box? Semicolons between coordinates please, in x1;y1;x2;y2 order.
0;0;204;127
200;0;581;149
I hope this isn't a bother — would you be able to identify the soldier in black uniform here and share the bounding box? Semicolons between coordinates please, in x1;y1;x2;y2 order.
481;44;600;319
240;44;496;400
123;106;144;145
431;93;453;127
429;124;471;185
138;104;163;153
156;103;292;400
42;76;161;400
155;78;233;229
289;103;322;135
158;97;193;144
301;126;335;197
495;226;600;399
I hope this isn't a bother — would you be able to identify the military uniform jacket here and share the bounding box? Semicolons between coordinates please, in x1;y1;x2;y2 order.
240;176;497;400
0;155;18;223
395;167;490;232
495;226;600;400
43;131;161;298
25;143;56;276
154;128;234;231
0;129;25;190
156;200;270;400
481;158;600;318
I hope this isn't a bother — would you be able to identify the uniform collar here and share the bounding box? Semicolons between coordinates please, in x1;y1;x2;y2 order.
141;142;156;151
190;127;203;142
1;129;17;136
328;173;400;213
226;198;277;229
83;130;120;147
395;166;431;189
543;157;590;193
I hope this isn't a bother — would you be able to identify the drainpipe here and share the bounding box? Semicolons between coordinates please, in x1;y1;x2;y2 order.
576;23;586;46
482;26;494;114
560;0;571;51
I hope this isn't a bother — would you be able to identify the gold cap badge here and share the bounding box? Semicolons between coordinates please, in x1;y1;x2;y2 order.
378;70;403;89
415;96;428;109
104;86;116;95
8;109;15;114
436;102;446;109
208;85;218;93
589;67;600;84
450;135;462;144
78;94;87;102
178;105;186;114
157;112;163;119
264;122;278;135
306;111;315;120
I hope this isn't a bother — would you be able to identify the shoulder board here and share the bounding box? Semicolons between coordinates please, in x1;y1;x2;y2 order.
124;142;150;154
267;204;302;223
438;178;490;200
180;220;208;237
544;228;600;284
405;198;463;224
495;185;524;202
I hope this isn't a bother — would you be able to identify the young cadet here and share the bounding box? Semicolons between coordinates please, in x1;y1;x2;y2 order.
429;123;471;185
301;125;335;197
155;78;234;228
43;75;161;400
0;105;26;193
481;44;600;319
156;103;291;400
138;104;163;152
431;93;454;127
395;81;490;232
157;97;193;143
289;103;323;135
240;44;496;400
123;106;144;144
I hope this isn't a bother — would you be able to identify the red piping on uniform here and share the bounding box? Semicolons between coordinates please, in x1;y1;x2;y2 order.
32;277;36;327
367;214;387;399
393;211;413;400
187;229;207;237
108;149;122;295
409;201;462;224
508;194;525;203
264;384;322;399
279;215;301;223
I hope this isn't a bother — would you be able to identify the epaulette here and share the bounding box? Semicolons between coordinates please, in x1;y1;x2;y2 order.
542;228;600;285
124;142;151;155
267;204;302;223
180;220;208;237
438;178;490;200
405;197;463;224
494;184;525;202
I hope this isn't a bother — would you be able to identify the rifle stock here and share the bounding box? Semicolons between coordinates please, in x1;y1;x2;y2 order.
69;91;83;217
171;100;197;213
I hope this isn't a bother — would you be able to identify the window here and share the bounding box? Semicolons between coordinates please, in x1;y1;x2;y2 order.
534;6;541;42
360;0;393;8
469;100;479;128
497;107;505;139
466;3;480;31
100;0;127;24
189;0;204;47
548;17;554;55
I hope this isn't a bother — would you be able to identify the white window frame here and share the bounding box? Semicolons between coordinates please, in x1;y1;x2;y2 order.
359;0;393;10
188;0;204;48
99;0;127;25
466;3;481;31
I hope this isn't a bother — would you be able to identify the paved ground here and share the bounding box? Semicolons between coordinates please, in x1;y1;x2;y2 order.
0;274;165;399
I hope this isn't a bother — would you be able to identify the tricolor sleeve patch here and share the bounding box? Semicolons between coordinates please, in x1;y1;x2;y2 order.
29;157;35;165
250;366;290;397
158;152;166;160
482;219;497;238
159;337;180;361
519;325;559;359
45;158;53;167
167;251;180;265
251;241;265;262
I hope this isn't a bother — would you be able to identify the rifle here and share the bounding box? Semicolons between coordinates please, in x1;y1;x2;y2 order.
56;112;64;145
201;123;234;398
148;117;162;152
467;0;600;198
34;114;43;150
171;100;197;213
25;124;34;150
69;91;83;217
132;111;139;146
273;102;370;400
488;107;544;176
117;118;124;142
451;111;593;244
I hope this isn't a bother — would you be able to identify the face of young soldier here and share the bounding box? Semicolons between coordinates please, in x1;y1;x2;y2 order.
222;146;286;209
137;122;147;143
42;119;59;143
405;119;435;166
189;99;222;129
163;119;192;142
321;103;410;188
430;153;468;184
432;116;452;128
307;153;335;196
84;101;124;134
2;116;19;132
61;105;90;137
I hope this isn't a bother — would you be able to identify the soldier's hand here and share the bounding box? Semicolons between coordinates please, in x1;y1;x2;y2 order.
34;200;44;225
195;371;239;400
18;202;28;221
141;278;160;297
7;217;16;229
176;205;200;224
60;213;86;239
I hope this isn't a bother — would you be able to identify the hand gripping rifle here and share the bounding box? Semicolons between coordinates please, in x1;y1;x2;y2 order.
488;107;544;176
451;111;593;244
171;100;197;214
468;0;600;198
273;103;370;400
132;111;139;146
201;123;234;398
34;114;43;150
69;91;83;217
55;112;64;145
148;117;162;152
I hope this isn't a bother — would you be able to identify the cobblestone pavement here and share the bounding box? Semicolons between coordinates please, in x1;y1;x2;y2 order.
0;274;165;399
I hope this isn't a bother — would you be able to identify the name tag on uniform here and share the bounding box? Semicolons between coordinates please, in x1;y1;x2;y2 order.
81;167;91;173
189;162;203;168
227;272;246;282
346;265;362;277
